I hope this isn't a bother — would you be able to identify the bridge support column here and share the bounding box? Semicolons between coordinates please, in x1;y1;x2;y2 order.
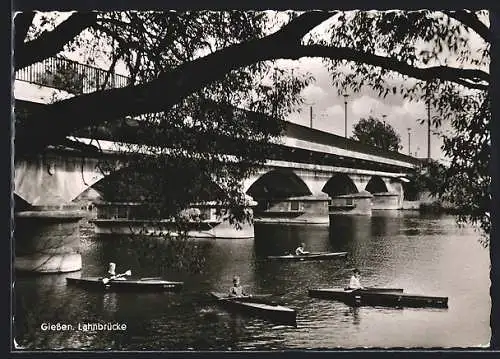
14;206;85;273
329;190;373;216
253;195;330;224
371;192;401;210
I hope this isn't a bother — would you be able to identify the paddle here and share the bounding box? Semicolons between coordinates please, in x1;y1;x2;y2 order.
102;270;132;284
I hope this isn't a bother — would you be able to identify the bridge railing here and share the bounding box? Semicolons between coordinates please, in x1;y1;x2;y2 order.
15;56;130;95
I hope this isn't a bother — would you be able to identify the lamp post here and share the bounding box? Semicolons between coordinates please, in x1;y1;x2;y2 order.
427;100;431;159
407;128;412;156
310;105;313;128
343;94;349;138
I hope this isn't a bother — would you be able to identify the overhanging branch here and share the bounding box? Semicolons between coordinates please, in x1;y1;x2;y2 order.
14;12;35;52
15;11;335;153
292;44;489;90
15;12;98;70
445;10;491;43
15;10;489;154
270;11;336;42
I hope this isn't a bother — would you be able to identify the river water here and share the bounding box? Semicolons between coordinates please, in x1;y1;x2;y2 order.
14;211;491;350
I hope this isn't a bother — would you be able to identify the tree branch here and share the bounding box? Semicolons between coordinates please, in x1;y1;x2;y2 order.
15;10;488;154
15;11;334;153
293;44;489;90
14;12;35;52
15;12;97;70
270;11;336;43
445;10;491;43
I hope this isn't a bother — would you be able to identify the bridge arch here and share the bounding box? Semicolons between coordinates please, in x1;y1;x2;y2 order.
365;175;388;193
92;165;226;204
246;169;312;200
322;173;358;197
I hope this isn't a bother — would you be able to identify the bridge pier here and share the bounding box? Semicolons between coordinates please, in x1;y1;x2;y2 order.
14;205;85;273
253;195;330;224
371;192;401;210
329;190;373;215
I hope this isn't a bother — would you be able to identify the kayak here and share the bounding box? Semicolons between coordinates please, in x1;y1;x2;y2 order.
308;287;448;308
210;292;297;325
267;251;348;261
66;277;184;292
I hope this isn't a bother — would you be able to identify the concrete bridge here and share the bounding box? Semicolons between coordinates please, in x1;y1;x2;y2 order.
13;57;421;273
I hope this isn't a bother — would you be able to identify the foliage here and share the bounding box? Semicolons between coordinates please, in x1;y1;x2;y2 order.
410;159;448;195
316;10;490;239
351;116;402;151
14;10;491;242
439;92;490;238
38;61;85;94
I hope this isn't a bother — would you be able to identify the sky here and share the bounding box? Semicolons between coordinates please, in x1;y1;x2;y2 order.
21;10;488;163
283;57;445;160
270;11;488;163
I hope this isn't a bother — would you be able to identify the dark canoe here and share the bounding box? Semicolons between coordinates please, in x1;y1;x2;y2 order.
308;288;448;308
267;251;348;261
66;277;184;292
210;292;297;325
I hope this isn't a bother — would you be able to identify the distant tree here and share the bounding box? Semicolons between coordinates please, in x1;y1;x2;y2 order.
410;159;448;195
351;116;402;152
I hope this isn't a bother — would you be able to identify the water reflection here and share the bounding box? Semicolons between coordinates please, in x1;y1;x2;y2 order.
102;292;118;315
344;307;360;326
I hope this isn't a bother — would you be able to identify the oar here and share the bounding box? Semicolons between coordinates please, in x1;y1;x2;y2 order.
102;270;132;284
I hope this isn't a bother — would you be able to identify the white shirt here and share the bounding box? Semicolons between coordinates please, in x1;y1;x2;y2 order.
349;275;362;289
295;247;306;255
229;285;244;297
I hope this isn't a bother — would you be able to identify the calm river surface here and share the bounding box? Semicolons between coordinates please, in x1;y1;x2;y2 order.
14;211;491;350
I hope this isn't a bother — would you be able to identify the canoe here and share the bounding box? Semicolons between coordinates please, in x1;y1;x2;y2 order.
66;277;184;292
210;292;297;325
308;287;448;308
267;251;348;261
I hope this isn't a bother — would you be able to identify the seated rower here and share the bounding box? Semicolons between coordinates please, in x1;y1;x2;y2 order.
295;243;310;256
229;275;248;297
107;262;126;281
348;268;364;290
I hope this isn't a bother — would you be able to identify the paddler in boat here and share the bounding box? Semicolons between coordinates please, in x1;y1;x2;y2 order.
228;275;249;298
295;243;310;256
347;268;364;290
106;262;126;281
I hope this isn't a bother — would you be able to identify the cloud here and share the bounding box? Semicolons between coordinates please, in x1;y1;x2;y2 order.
324;104;344;117
391;100;426;119
349;95;392;117
301;84;328;103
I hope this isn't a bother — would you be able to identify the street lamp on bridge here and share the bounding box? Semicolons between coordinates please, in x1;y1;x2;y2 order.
343;93;349;138
407;127;412;156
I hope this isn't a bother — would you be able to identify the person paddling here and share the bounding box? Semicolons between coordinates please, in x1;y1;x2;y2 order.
228;275;247;298
102;262;131;284
107;262;118;280
295;243;310;256
347;268;364;290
